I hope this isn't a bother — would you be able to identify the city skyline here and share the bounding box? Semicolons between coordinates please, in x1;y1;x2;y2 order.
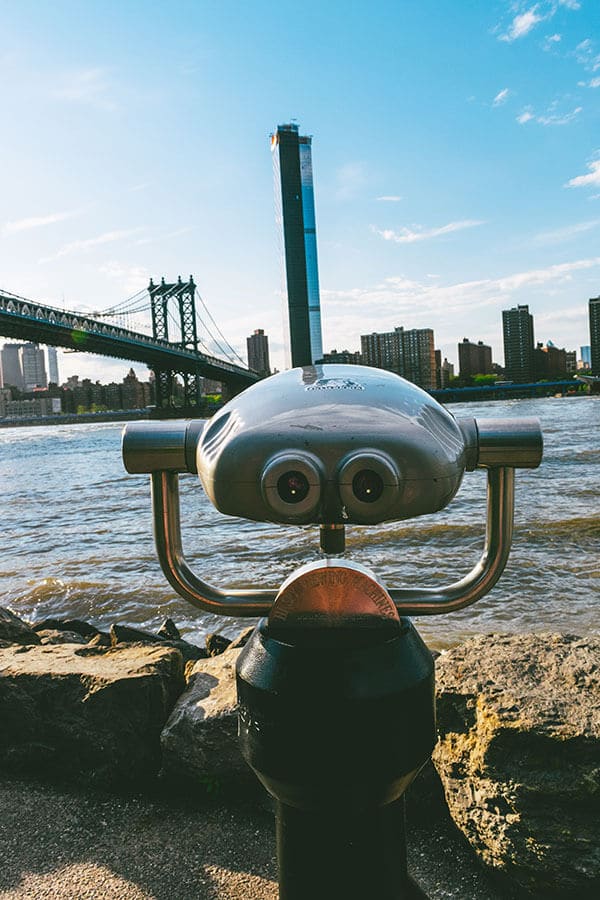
0;290;596;391
2;291;593;397
1;1;599;383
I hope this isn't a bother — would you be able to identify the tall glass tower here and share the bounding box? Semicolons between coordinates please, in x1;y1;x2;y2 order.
589;297;600;374
271;123;323;367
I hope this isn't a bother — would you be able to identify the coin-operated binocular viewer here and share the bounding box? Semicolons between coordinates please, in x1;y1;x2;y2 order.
123;365;542;900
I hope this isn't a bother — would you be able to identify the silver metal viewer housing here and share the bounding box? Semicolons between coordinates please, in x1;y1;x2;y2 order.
122;364;542;618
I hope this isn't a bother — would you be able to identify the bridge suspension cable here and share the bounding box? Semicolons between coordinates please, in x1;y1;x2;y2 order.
91;278;247;368
93;288;149;317
194;290;246;367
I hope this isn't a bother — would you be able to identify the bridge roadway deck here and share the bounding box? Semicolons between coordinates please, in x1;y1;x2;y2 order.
0;292;258;391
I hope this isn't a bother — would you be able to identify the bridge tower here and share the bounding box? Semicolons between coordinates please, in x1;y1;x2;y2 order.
149;276;202;409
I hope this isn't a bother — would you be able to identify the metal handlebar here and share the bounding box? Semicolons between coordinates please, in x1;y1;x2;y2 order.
151;469;277;616
123;417;541;618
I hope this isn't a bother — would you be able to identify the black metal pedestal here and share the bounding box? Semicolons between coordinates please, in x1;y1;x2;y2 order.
237;618;435;899
276;795;428;899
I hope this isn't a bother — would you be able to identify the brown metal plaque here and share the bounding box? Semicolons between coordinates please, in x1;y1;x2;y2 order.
269;562;399;628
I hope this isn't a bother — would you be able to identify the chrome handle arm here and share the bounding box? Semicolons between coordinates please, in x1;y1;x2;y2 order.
151;471;277;616
389;467;514;615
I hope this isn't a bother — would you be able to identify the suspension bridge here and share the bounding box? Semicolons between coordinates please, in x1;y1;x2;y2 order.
0;277;259;407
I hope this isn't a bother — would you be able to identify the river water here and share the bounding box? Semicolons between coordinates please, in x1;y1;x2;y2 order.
1;396;598;651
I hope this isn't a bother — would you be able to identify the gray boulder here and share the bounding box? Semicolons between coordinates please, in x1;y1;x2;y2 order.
36;629;87;645
32;618;99;640
0;642;185;786
161;648;252;790
110;623;208;665
433;633;600;897
205;632;232;657
0;607;40;645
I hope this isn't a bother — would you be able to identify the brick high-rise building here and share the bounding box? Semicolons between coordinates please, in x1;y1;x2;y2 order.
361;327;404;373
534;343;567;380
361;326;436;390
435;351;454;388
246;329;271;377
458;337;493;378
502;305;535;383
565;351;577;375
319;348;362;365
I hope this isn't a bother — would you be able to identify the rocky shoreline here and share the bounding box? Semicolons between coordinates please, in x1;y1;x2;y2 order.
1;607;598;898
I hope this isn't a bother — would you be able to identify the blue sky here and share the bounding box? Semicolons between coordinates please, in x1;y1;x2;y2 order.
1;0;599;383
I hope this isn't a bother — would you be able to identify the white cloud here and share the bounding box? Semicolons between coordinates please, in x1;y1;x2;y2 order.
516;103;582;126
493;257;600;291
500;7;543;42
99;261;151;295
588;76;600;88
323;256;600;318
517;109;535;124
499;2;581;45
376;195;403;202
534;220;600;244
493;88;510;106
537;105;582;125
40;228;143;263
2;210;78;235
575;38;600;72
372;219;484;244
543;32;562;52
565;156;600;189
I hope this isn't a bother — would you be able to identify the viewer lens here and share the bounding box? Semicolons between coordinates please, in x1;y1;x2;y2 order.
277;471;310;504
352;469;384;503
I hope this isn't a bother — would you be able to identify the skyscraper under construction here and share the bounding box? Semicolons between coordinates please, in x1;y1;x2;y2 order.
271;123;323;367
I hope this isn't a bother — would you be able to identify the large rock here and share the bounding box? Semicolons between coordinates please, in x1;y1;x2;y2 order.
433;633;600;896
37;629;88;645
161;648;252;790
205;632;232;657
110;623;208;665
0;643;185;786
0;607;40;645
32;618;99;640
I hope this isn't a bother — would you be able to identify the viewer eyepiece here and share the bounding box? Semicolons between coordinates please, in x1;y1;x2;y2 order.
352;469;384;503
277;471;310;504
